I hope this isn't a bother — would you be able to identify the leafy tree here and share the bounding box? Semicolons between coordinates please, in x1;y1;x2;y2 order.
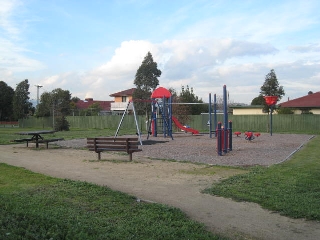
0;81;14;121
36;88;71;131
86;102;102;116
252;69;285;113
259;69;285;132
260;69;285;105
71;96;80;102
36;92;52;117
12;79;33;120
250;95;265;105
55;116;70;131
276;107;294;114
178;85;207;115
169;87;191;126
36;88;72;117
133;52;161;115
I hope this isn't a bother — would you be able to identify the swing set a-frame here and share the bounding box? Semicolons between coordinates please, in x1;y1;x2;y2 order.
114;87;174;145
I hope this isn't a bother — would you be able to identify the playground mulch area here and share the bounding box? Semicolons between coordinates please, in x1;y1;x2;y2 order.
58;133;313;166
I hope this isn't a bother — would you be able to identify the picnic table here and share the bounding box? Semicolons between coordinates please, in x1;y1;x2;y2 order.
14;130;63;148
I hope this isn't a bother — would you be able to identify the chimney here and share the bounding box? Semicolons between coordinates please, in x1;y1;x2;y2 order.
308;91;313;95
85;98;93;101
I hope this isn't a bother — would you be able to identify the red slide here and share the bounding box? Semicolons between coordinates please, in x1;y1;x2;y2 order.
171;116;199;134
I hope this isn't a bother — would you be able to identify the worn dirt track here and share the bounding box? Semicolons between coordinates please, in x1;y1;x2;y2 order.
1;135;320;240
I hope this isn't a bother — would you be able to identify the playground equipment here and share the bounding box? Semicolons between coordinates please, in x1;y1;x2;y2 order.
114;100;143;145
264;96;278;136
147;87;200;139
210;85;232;156
171;116;199;134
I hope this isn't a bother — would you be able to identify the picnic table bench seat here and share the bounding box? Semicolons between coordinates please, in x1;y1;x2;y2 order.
36;138;64;148
87;137;142;161
11;138;33;146
11;137;64;148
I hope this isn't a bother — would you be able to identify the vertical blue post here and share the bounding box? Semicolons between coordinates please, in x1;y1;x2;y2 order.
152;100;157;137
162;96;166;137
168;96;173;139
228;121;232;151
214;94;217;137
217;122;222;156
209;93;212;138
270;105;273;136
223;85;228;153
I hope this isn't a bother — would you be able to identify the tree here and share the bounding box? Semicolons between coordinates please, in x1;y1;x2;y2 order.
12;79;33;120
276;107;294;114
252;69;285;113
178;85;207;115
133;52;161;115
36;88;72;117
259;69;285;133
0;81;14;121
250;95;265;105
86;102;102;116
260;69;285;101
36;88;72;131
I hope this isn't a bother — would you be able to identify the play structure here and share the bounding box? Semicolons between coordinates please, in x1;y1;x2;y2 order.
115;85;233;156
147;87;199;140
209;85;233;156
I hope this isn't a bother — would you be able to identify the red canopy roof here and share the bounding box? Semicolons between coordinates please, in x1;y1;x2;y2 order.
151;87;172;98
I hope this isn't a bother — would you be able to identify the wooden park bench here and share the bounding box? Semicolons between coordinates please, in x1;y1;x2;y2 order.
87;137;142;161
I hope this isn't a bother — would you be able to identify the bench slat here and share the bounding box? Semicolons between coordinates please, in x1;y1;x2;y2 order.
87;137;141;161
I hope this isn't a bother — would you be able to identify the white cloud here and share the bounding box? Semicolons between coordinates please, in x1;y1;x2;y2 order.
0;0;22;38
0;38;45;72
288;43;320;53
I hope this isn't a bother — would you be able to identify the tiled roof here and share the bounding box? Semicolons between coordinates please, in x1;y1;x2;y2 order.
76;99;113;111
279;92;320;108
109;88;136;97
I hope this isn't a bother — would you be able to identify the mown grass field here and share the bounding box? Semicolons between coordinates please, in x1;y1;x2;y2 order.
204;135;320;220
0;163;226;240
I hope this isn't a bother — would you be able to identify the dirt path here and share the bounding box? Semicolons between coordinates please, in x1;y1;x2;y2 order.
1;144;320;240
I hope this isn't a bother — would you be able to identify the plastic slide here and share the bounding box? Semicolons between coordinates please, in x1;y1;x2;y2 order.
171;116;199;134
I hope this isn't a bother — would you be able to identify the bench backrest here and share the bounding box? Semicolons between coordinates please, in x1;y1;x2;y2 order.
87;137;140;153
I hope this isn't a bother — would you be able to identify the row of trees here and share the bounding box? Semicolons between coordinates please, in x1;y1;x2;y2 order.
0;79;73;130
0;79;34;121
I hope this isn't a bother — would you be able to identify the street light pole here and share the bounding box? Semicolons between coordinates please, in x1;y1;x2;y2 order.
35;85;43;105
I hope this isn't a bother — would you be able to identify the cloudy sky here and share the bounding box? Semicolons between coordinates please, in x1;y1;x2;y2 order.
1;0;319;104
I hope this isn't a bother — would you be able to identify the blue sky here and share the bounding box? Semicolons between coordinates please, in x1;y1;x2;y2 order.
1;0;319;104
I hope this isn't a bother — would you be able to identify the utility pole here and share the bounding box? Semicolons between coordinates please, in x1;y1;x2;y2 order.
35;85;43;105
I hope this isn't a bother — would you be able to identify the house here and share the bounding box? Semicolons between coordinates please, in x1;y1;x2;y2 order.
109;88;135;114
75;98;113;115
279;91;320;114
231;105;267;115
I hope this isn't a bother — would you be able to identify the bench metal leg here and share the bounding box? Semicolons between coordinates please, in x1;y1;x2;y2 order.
98;152;101;160
129;153;133;161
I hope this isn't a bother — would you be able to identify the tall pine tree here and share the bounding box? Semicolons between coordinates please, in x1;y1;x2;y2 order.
133;52;161;115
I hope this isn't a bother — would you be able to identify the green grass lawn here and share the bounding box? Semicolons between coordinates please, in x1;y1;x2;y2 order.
0;163;226;240
204;135;320;220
